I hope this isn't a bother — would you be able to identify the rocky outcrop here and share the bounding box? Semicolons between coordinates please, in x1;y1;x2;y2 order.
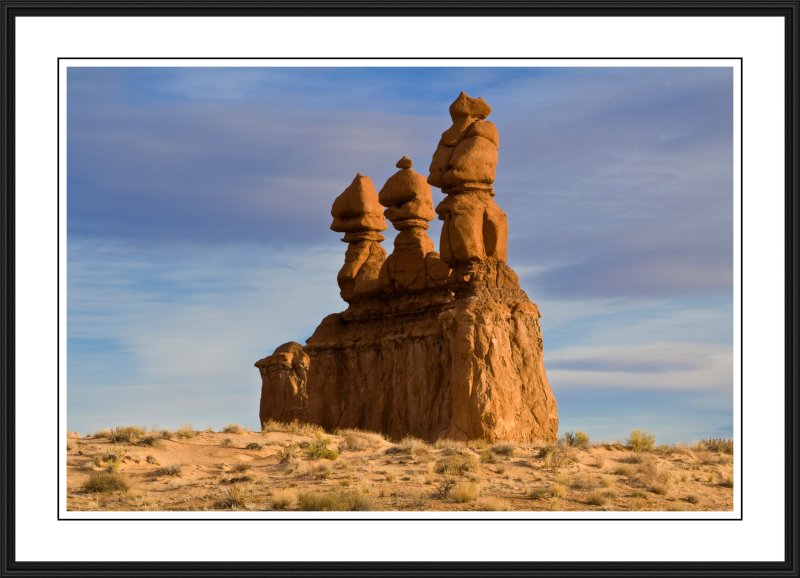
330;174;387;301
255;92;558;442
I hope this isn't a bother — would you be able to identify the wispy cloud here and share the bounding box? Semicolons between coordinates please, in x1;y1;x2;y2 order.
66;66;735;442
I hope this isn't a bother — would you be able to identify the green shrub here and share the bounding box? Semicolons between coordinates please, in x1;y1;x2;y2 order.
305;434;339;460
564;431;590;448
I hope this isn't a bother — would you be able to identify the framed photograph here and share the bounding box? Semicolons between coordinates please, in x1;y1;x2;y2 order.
1;2;797;575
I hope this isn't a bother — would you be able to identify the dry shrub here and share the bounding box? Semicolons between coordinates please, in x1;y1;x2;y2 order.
627;430;656;452
155;464;182;477
309;463;332;479
297;490;375;511
528;487;548;500
539;445;576;469
586;491;608;506
245;442;262;451
433;438;467;450
549;483;568;498
176;425;197;439
263;419;323;437
271;489;297;510
434;451;478;477
479;449;496;464
490;442;516;457
685;494;700;504
220;438;233;447
619;454;644;464
433;477;457;499
83;471;129;493
450;482;480;503
108;426;147;444
222;423;246;434
718;475;734;488
337;430;381;452
569;476;593;490
612;465;633;476
387;435;429;455
215;485;252;509
695;438;734;454
231;463;251;473
277;444;299;464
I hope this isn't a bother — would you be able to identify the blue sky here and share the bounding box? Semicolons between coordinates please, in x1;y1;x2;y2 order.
66;66;734;444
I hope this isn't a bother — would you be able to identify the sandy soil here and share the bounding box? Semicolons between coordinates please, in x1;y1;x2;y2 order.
66;424;734;512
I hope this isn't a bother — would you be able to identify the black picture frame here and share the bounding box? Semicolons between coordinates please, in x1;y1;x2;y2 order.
1;1;797;576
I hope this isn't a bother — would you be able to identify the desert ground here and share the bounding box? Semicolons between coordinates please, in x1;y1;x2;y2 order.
66;422;733;512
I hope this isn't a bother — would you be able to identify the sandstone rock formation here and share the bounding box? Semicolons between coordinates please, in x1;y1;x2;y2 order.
256;92;558;442
378;156;451;292
429;91;508;266
330;174;387;301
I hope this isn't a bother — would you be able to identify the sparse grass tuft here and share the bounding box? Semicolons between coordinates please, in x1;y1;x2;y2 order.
309;463;332;479
549;483;568;498
231;464;251;473
108;426;147;444
449;482;480;503
337;430;381;452
83;471;129;493
220;438;233;447
222;423;246;434
490;442;516;457
612;465;633;476
271;489;297;510
387;435;429;455
627;430;656;452
685;494;700;504
297;490;375;511
586;491;608;506
176;425;197;439
479;497;510;511
695;438;733;454
539;444;577;469
155;465;182;477
718;476;734;488
215;485;252;509
262;419;324;437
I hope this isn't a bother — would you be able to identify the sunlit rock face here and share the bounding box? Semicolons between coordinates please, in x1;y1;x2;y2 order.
256;93;557;442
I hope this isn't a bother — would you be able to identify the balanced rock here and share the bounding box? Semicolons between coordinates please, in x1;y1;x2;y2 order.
429;92;508;265
255;93;557;442
331;174;387;301
378;157;450;291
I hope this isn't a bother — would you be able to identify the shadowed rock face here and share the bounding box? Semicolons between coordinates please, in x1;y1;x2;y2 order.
256;92;558;442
